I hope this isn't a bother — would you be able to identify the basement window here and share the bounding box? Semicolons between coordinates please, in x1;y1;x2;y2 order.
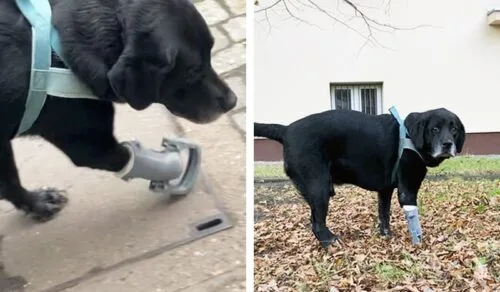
330;83;383;115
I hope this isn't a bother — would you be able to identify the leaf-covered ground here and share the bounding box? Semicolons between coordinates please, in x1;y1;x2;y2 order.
254;178;500;291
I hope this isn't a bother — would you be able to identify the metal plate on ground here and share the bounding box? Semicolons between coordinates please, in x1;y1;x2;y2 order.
0;104;232;292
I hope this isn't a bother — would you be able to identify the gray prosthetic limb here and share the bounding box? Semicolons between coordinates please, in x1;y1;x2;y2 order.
116;138;201;196
403;205;422;245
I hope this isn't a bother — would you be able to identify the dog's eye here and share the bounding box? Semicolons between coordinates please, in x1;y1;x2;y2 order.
451;126;457;133
185;67;203;83
431;127;439;134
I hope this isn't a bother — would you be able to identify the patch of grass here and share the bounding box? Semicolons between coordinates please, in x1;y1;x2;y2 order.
398;253;423;278
254;163;286;178
312;261;335;282
428;156;500;175
435;192;447;202
400;251;413;261
417;197;426;215
476;203;487;214
489;188;500;198
477;256;488;266
374;263;407;282
255;156;500;179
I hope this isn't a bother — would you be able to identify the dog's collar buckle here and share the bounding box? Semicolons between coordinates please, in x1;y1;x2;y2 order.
389;106;423;183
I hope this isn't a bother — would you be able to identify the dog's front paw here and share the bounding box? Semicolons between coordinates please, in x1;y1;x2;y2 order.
24;188;69;222
379;227;393;238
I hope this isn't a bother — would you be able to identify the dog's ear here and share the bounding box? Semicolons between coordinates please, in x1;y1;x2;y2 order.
107;47;177;110
405;112;427;150
455;118;466;153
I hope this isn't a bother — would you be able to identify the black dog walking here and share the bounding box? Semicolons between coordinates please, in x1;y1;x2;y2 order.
255;108;465;248
0;0;237;221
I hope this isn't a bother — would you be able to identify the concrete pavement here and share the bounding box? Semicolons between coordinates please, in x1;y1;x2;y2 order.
0;0;246;291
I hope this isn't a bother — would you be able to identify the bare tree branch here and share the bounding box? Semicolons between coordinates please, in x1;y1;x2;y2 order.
255;0;282;13
255;0;431;51
295;0;317;10
305;0;379;47
343;0;430;31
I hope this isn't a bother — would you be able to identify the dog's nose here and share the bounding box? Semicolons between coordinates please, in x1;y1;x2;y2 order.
217;91;237;112
442;141;453;149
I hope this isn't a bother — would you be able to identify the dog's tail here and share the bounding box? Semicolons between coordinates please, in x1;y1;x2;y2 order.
254;123;287;144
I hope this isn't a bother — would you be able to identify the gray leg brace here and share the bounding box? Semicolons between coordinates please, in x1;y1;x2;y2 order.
116;141;183;182
403;205;422;245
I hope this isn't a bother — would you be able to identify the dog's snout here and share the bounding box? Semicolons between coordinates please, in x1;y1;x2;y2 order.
442;141;453;149
217;91;237;112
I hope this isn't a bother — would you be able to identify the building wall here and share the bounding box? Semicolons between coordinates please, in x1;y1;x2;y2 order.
254;133;500;161
254;0;500;134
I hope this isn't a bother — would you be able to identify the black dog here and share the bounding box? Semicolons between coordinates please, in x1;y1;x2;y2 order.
255;108;465;248
0;0;237;221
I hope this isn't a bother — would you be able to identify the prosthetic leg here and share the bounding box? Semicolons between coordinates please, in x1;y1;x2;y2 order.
116;137;201;196
403;205;422;245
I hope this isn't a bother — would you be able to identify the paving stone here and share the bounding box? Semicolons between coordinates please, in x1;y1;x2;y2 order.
66;234;245;292
211;26;230;52
231;112;246;133
225;1;245;15
195;0;230;26
180;268;245;292
212;43;246;74
223;16;246;42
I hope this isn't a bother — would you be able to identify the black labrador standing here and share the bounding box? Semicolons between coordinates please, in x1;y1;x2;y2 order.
255;108;465;248
0;0;237;221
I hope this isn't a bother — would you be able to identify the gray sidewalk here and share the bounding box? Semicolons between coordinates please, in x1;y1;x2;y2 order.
0;1;246;291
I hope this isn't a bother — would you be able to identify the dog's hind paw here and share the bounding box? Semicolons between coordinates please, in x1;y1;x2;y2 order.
25;188;69;222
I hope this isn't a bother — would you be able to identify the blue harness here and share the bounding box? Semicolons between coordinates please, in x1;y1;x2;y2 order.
14;0;99;136
388;106;423;183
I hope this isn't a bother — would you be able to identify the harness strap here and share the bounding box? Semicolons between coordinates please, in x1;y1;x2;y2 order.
388;106;423;183
45;68;97;99
15;0;52;135
15;0;98;136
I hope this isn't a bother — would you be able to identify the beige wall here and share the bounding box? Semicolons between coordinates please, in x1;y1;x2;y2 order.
254;0;500;133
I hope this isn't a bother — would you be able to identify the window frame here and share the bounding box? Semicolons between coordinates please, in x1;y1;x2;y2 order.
329;83;383;115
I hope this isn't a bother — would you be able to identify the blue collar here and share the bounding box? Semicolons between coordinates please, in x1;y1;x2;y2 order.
15;0;98;136
388;106;423;183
